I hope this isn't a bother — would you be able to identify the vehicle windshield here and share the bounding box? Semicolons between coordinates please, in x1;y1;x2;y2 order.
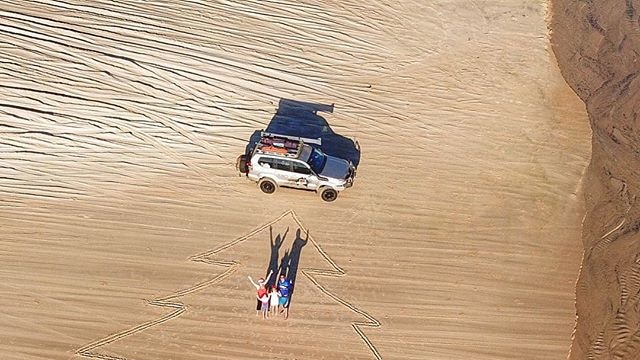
306;147;327;174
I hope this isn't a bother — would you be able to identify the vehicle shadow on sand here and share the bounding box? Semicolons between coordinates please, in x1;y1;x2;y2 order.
246;98;361;168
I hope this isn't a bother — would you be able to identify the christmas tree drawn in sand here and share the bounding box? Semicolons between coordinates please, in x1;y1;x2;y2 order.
75;210;381;359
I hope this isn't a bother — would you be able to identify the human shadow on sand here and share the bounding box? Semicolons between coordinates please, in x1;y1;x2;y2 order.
245;98;361;168
278;228;308;309
266;226;288;284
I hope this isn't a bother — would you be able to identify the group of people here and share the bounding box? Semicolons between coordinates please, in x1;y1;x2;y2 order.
248;270;293;320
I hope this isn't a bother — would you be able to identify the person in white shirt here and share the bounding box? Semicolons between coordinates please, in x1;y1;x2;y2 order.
269;286;280;316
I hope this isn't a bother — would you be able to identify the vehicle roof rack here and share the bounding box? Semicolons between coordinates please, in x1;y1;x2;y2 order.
260;131;322;146
254;132;320;158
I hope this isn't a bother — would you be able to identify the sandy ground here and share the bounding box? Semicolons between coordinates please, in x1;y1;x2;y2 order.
0;1;591;359
551;1;640;358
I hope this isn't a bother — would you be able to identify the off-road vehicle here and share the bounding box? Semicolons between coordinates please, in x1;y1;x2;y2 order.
236;132;355;202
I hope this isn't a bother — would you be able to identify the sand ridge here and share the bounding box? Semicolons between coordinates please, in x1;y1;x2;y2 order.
551;0;640;358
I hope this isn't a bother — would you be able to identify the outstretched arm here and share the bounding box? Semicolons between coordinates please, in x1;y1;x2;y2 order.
248;275;259;289
264;269;274;284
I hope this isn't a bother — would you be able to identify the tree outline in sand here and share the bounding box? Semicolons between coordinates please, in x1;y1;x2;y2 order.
75;209;381;360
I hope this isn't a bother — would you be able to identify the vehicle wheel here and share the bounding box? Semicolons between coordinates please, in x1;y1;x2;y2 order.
320;188;338;202
236;154;248;174
258;178;277;194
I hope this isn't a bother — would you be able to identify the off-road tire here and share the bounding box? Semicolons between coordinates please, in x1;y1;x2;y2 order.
236;154;248;174
320;188;338;202
258;178;277;194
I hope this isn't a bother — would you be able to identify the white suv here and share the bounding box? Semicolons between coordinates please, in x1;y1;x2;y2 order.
236;132;355;201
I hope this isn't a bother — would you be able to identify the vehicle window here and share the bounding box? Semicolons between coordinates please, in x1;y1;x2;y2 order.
258;157;275;168
307;147;327;173
292;162;312;175
273;158;291;171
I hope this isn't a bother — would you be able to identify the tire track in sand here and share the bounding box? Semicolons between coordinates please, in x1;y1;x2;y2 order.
1;0;416;202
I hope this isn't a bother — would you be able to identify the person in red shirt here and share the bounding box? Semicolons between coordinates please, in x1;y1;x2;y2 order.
248;270;273;316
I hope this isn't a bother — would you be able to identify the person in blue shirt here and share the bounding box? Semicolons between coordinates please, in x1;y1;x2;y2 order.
277;274;293;319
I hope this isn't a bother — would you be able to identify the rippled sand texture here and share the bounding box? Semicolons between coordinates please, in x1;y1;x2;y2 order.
1;1;591;360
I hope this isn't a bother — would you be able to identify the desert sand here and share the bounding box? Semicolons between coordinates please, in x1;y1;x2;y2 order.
552;1;640;359
1;1;592;359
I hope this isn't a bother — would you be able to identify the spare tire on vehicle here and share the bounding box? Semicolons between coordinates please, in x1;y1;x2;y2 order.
236;154;248;174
